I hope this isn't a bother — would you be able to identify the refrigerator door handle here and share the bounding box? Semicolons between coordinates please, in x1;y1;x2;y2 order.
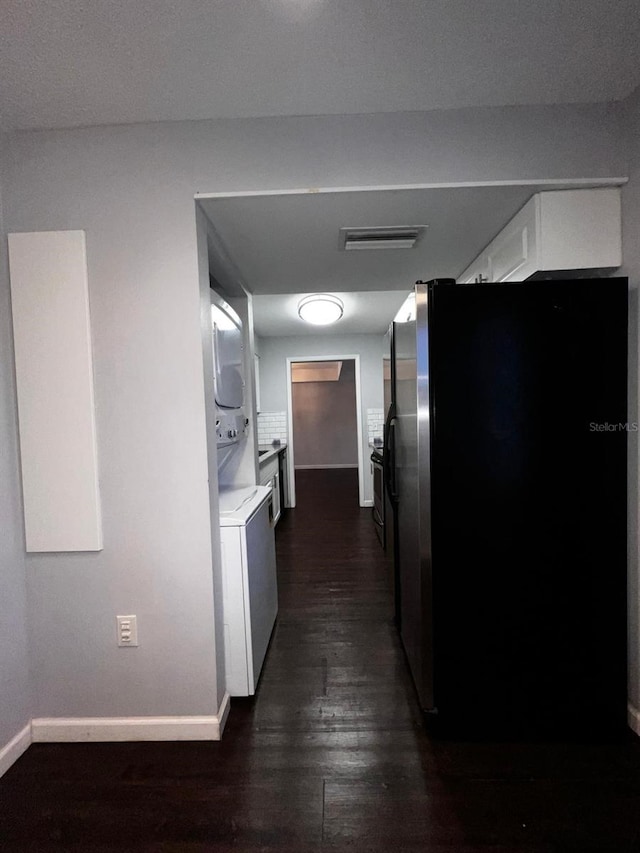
383;403;399;504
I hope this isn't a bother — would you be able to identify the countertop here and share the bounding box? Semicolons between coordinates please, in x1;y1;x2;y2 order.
258;443;287;464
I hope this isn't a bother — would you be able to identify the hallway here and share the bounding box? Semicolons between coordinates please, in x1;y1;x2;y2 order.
2;469;640;851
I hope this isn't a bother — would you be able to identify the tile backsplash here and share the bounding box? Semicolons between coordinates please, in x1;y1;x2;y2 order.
257;411;288;445
367;408;384;445
259;409;383;446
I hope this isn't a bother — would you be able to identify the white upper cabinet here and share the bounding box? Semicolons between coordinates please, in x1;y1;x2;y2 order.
457;253;490;284
458;188;622;283
487;198;539;282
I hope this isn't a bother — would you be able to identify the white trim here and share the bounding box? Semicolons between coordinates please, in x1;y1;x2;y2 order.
286;354;365;508
194;177;628;200
628;703;640;737
295;463;358;470
0;694;232;768
0;723;32;779
353;355;365;505
32;697;232;744
286;361;296;507
217;691;231;737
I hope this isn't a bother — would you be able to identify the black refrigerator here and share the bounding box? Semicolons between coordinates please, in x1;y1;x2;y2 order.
383;278;628;735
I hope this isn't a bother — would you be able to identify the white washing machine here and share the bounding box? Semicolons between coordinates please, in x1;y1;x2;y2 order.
218;485;278;696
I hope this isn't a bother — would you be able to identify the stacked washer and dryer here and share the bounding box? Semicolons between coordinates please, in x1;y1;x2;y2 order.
211;290;278;697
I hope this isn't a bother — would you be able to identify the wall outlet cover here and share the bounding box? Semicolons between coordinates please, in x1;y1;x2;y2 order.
116;615;138;647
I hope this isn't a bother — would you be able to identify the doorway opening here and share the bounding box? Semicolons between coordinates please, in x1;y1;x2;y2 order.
286;354;365;508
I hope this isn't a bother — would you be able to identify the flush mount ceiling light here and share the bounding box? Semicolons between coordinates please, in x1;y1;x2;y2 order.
298;294;344;326
339;225;427;251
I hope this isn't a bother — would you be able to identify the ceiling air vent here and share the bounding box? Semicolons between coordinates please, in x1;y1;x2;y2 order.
339;225;427;251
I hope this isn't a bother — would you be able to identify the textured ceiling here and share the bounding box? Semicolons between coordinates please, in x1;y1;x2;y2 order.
2;0;640;131
201;183;609;337
201;185;544;295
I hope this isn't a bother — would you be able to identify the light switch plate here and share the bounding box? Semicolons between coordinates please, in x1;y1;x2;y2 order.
116;614;138;647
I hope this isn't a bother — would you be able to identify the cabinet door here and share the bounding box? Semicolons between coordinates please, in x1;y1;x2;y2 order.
271;471;281;525
279;449;290;509
487;197;538;282
259;455;278;486
457;254;490;284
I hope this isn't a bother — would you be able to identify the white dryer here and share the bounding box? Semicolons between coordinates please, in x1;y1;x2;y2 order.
210;289;248;450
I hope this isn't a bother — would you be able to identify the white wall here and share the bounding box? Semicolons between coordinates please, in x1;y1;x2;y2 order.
620;85;640;723
0;101;629;725
5;132;220;721
259;334;384;503
0;151;31;751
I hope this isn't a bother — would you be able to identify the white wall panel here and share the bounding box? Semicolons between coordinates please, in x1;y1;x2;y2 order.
8;230;102;552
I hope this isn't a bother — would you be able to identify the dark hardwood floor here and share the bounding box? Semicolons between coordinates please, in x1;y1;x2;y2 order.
2;468;640;851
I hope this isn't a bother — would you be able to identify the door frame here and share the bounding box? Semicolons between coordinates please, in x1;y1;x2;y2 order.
286;354;365;508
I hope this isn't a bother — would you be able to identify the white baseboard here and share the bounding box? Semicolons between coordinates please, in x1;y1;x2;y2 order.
32;693;232;743
0;723;32;779
0;694;232;771
217;691;231;737
628;702;640;737
295;463;358;470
